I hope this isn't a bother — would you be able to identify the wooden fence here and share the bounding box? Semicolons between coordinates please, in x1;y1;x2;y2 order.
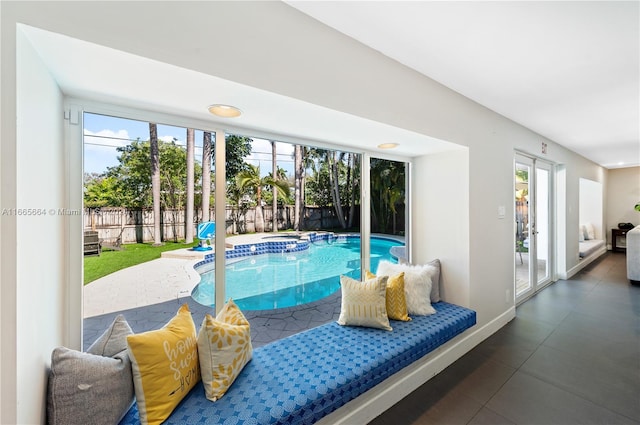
83;206;353;244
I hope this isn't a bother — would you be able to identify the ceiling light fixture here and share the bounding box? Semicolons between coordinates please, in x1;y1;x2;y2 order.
377;143;399;149
207;104;242;118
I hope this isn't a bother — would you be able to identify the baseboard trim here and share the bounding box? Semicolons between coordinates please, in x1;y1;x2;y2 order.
559;246;607;280
318;306;517;425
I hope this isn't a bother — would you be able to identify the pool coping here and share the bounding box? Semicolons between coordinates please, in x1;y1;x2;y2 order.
193;231;404;268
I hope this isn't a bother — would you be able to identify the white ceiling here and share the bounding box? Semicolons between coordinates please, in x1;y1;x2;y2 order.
21;2;638;168
288;1;640;169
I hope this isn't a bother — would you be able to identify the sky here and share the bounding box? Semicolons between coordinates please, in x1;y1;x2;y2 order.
83;112;295;177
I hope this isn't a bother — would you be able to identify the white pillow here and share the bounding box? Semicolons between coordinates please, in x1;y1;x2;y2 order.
579;226;585;242
584;223;596;240
376;261;436;316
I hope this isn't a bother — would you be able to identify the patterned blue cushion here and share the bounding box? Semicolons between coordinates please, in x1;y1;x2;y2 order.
120;302;475;425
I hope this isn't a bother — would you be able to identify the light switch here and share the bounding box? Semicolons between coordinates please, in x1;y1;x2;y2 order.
498;205;506;219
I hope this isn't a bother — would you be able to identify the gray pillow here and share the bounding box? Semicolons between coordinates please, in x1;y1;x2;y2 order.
47;315;134;425
426;259;441;302
86;314;131;357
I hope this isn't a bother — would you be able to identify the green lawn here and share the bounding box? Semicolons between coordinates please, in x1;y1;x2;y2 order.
84;240;199;285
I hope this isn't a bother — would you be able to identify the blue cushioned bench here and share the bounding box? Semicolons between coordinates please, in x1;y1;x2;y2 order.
120;301;476;425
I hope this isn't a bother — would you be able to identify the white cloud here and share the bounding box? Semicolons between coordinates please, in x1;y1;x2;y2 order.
247;138;296;176
160;135;179;143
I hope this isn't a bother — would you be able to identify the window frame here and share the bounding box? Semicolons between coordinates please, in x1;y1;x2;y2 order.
72;98;412;343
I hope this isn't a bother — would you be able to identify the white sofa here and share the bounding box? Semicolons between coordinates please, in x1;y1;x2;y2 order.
627;225;640;284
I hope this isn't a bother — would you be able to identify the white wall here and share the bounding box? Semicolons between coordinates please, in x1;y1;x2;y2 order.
1;7;20;422
412;149;470;308
606;167;640;246
565;164;606;265
579;178;604;240
0;2;608;423
556;166;568;274
15;28;67;424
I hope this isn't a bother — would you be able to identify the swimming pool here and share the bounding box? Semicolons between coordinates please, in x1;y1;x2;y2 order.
192;235;404;310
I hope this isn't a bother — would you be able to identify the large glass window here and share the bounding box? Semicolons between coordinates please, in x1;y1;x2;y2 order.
81;111;409;345
369;158;407;272
193;135;366;310
83;113;211;245
82;112;215;343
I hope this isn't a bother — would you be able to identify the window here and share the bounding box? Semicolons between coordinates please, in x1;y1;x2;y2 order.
81;110;409;345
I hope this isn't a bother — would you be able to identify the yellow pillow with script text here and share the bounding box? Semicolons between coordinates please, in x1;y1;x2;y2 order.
127;304;200;425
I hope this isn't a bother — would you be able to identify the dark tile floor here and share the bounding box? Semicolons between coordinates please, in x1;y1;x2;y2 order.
371;252;640;425
83;288;342;350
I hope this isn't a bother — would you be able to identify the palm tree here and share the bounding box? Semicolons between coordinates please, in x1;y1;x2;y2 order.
201;132;212;222
370;159;405;234
347;153;359;228
271;141;278;232
149;122;162;245
185;128;195;243
237;164;290;233
294;144;304;230
329;151;347;229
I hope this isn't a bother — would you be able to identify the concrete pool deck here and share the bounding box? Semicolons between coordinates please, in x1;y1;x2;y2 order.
82;232;341;349
83;232;333;318
83;257;202;318
83;289;342;350
82;232;401;349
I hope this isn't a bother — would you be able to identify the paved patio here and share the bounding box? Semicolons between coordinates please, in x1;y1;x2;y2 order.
83;290;342;350
83;232;343;349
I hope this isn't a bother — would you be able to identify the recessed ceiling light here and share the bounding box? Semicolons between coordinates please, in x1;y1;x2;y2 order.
207;104;242;118
377;143;399;149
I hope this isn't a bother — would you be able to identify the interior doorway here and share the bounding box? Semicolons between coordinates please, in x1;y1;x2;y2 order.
515;154;554;303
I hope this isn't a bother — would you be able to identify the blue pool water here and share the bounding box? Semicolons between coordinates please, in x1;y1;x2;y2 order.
192;236;403;310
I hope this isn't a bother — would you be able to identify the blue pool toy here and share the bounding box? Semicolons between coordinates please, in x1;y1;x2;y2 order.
193;221;215;251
